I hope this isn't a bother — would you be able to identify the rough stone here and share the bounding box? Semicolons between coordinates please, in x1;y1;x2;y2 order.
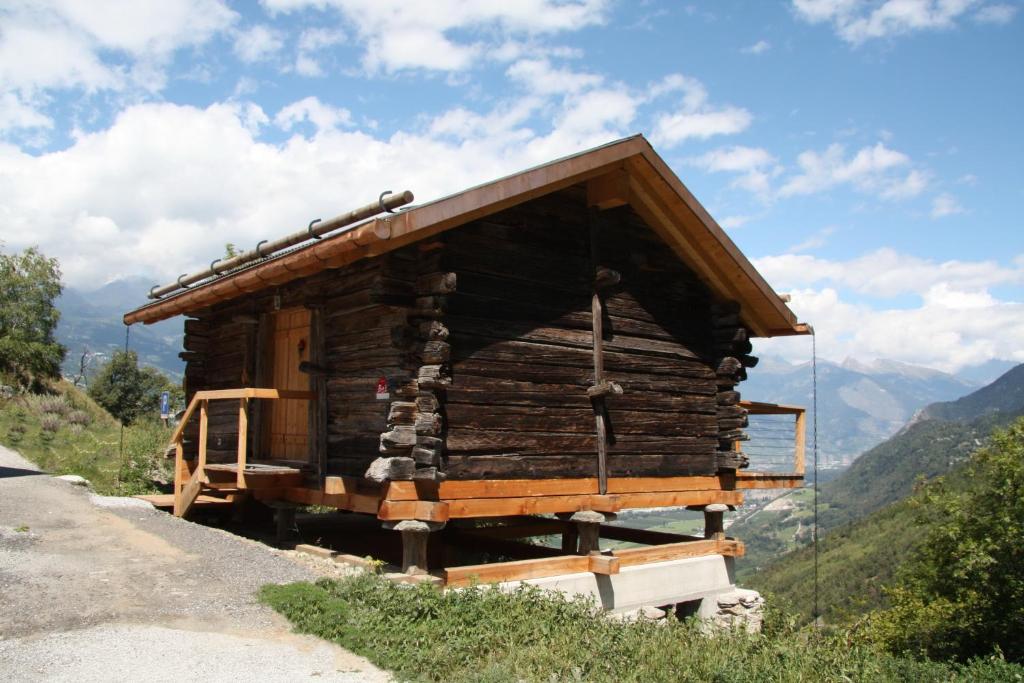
55;474;90;487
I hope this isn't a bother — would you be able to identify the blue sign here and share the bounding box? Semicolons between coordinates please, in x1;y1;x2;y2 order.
160;391;170;419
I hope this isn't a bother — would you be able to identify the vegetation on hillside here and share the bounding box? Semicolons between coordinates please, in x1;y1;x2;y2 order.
88;349;183;425
260;573;1021;683
0;380;172;495
0;245;65;390
752;417;1024;665
860;418;1024;662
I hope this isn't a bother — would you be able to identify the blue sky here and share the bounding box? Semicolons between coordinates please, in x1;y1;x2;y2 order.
0;0;1021;371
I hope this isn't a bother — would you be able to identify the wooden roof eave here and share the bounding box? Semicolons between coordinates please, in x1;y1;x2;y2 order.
124;135;807;337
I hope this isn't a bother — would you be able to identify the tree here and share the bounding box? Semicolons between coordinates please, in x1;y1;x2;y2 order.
88;350;181;425
864;417;1024;662
0;245;66;389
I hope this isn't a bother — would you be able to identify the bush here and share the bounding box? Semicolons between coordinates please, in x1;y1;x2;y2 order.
259;573;1018;683
88;350;181;425
861;418;1024;663
0;246;65;389
34;394;70;416
39;413;62;432
66;409;91;427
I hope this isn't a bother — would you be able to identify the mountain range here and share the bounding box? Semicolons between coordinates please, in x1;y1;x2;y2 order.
743;361;1024;622
56;277;183;381
739;354;1015;467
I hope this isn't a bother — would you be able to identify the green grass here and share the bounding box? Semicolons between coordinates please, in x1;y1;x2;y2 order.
259;573;1022;683
0;381;172;495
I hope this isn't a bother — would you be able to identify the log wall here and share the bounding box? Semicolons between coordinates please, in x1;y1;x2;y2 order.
441;186;733;480
178;182;755;482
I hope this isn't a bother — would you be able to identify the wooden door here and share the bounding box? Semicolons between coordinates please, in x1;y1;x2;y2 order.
267;307;311;460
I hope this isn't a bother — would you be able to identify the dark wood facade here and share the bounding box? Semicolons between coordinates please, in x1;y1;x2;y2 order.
179;183;756;483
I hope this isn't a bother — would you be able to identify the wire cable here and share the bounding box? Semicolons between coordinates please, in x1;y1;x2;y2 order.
812;327;820;628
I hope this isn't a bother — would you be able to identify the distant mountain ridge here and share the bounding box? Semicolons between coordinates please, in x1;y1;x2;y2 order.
741;354;981;466
746;362;1024;620
56;277;184;380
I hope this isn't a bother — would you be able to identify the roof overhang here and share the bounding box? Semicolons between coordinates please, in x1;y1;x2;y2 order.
124;135;809;338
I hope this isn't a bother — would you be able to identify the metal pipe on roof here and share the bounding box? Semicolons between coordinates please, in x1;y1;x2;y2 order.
147;189;415;299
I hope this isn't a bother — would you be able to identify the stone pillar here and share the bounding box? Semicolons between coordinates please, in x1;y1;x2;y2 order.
385;520;445;575
703;503;729;540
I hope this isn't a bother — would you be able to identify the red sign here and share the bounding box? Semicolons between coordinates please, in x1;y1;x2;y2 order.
375;377;389;400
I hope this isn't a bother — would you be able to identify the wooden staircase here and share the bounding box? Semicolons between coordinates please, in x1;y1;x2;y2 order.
169;388;315;517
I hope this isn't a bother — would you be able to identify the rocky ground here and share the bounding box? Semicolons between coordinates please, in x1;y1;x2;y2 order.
0;444;388;682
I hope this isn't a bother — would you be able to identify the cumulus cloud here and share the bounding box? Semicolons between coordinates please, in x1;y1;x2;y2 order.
686;145;780;199
274;96;353;131
741;39;772;54
294;28;347;77
264;0;608;74
931;192;965;218
0;0;237;94
791;0;991;44
758;284;1024;372
0;85;647;289
233;24;284;63
779;142;927;199
648;74;752;146
753;247;1023;299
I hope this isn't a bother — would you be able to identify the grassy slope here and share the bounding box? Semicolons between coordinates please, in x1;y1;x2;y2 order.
0;381;171;495
259;573;1020;683
748;497;920;624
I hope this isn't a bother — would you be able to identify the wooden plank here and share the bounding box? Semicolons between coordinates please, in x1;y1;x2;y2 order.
435;475;738;500
176;477;201;517
740;400;805;415
236;398;248;489
197;400;209;477
587;168;630;209
444;555;591;587
612;539;743;567
136;493;232;508
376;500;450;522
734;472;804;489
588;554;621;575
443;490;741;519
794;410;806;476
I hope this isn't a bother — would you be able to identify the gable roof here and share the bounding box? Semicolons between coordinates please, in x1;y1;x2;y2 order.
124;135;808;337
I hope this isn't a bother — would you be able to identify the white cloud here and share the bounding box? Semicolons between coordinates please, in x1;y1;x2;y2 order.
741;39;772;54
506;59;602;95
274;96;353;132
779;142;927;199
264;0;608;74
686;145;779;199
0;1;236;92
648;74;752;146
0;91;640;289
293;28;346;77
974;3;1018;23
234;25;284;63
786;225;837;253
791;0;984;44
757;284;1024;372
931;192;965;218
753;247;1023;298
0;92;53;132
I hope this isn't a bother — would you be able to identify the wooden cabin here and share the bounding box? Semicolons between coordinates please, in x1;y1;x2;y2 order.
125;135;809;591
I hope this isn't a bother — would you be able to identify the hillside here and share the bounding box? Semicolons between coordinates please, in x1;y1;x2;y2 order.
745;363;1024;621
819;361;1024;530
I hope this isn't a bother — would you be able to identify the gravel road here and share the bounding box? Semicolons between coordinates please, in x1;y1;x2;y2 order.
0;444;388;682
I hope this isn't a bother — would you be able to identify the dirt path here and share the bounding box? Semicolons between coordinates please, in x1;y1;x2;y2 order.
0;444;388;682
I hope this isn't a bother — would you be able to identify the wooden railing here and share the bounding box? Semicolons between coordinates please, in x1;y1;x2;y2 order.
171;388;316;517
737;400;806;477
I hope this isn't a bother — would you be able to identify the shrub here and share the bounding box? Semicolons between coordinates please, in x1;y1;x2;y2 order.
259;573;1017;683
39;413;61;432
34;394;70;416
66;409;91;427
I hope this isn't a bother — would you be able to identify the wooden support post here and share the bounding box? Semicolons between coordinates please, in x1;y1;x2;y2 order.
272;503;298;544
388;520;444;575
703;503;728;541
571;510;614;555
197;399;209;480
589;209;609;495
236;398;248;489
561;525;579;554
